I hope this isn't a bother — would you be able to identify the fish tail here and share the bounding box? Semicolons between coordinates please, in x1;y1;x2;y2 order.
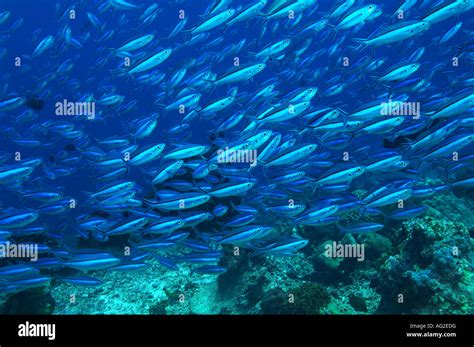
335;224;346;239
349;39;368;53
154;103;169;116
311;135;328;150
328;26;339;42
352;38;367;44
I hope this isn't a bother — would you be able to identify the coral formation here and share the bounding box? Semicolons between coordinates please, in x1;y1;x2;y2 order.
261;283;330;315
2;194;469;316
374;216;472;314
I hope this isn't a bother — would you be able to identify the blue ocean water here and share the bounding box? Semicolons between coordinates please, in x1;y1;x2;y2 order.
0;0;473;315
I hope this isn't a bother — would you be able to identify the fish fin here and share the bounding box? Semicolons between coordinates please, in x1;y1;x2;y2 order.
223;24;231;33
335;224;346;238
348;39;369;53
335;107;348;116
244;115;258;121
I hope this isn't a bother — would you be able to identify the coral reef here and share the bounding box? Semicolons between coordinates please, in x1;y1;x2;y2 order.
374;216;472;314
38;192;473;315
260;283;330;314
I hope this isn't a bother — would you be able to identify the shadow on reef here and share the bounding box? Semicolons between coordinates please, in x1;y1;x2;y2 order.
0;287;55;314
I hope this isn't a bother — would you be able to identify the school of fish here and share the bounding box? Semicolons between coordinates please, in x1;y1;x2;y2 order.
0;0;473;294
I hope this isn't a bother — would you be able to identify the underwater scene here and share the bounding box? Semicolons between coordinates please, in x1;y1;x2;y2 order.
0;0;473;316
